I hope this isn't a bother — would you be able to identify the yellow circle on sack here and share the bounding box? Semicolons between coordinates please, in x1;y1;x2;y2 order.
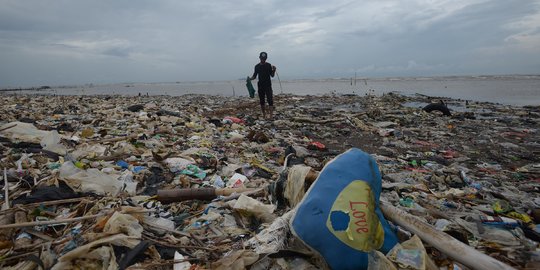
325;180;384;251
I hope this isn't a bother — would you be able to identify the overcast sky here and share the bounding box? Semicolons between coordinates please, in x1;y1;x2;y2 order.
1;0;539;87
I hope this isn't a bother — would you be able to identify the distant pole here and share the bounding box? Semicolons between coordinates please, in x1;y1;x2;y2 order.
232;85;235;97
354;72;357;86
276;71;283;94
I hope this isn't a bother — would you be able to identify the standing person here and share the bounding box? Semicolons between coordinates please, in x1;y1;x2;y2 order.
250;52;276;119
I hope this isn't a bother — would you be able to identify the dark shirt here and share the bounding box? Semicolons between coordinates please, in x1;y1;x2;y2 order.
252;62;275;87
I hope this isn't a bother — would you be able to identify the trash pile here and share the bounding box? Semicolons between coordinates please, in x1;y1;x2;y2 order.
0;92;539;269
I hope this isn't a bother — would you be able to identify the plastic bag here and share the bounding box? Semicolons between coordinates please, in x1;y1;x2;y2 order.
212;250;258;270
174;252;192;270
104;212;143;237
70;143;107;160
246;76;255;98
53;246;117;270
59;161;132;196
368;250;397;270
164;157;194;173
290;148;398;270
246;210;294;254
227;173;249;188
180;164;207;179
233;194;276;222
284;165;311;207
387;235;426;270
52;234;139;270
40;130;67;155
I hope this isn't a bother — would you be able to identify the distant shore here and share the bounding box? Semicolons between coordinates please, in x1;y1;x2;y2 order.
0;85;52;92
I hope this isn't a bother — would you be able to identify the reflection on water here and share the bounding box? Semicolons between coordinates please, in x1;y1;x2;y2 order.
3;75;540;106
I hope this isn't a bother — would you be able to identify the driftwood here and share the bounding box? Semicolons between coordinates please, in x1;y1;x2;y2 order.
380;201;516;270
303;171;515;269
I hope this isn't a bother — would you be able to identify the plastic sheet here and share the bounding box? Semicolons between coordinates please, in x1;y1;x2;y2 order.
59;161;135;196
0;122;50;143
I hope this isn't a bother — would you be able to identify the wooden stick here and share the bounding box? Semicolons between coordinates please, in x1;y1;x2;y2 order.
291;117;345;124
93;153;131;161
157;187;258;203
0;251;40;262
93;133;139;144
183;210;205;220
0;212;107;230
0;124;17;132
215;187;258;196
142;220;191;237
142;235;216;251
3;168;9;210
219;187;266;202
379;201;516;270
0;197;93;214
26;229;55;241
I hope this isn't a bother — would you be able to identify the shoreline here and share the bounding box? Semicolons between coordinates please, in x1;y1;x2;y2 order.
1;90;539;108
2;75;540;106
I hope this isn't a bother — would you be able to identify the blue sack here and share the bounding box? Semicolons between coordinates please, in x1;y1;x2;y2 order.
290;148;398;270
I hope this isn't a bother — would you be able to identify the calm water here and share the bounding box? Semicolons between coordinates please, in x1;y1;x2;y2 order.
3;75;540;106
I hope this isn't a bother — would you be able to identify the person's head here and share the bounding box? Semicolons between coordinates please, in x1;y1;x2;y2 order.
259;52;267;63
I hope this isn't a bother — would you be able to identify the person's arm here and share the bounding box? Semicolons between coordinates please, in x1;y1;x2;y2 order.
271;65;276;77
250;65;258;80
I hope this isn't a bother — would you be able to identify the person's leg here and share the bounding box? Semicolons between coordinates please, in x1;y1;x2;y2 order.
267;87;274;118
258;88;266;118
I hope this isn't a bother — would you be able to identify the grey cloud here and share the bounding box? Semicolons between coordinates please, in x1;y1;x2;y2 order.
0;0;539;87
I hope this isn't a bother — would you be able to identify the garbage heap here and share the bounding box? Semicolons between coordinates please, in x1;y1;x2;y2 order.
0;92;538;269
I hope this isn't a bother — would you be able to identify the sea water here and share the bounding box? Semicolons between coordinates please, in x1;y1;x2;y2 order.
3;75;539;106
